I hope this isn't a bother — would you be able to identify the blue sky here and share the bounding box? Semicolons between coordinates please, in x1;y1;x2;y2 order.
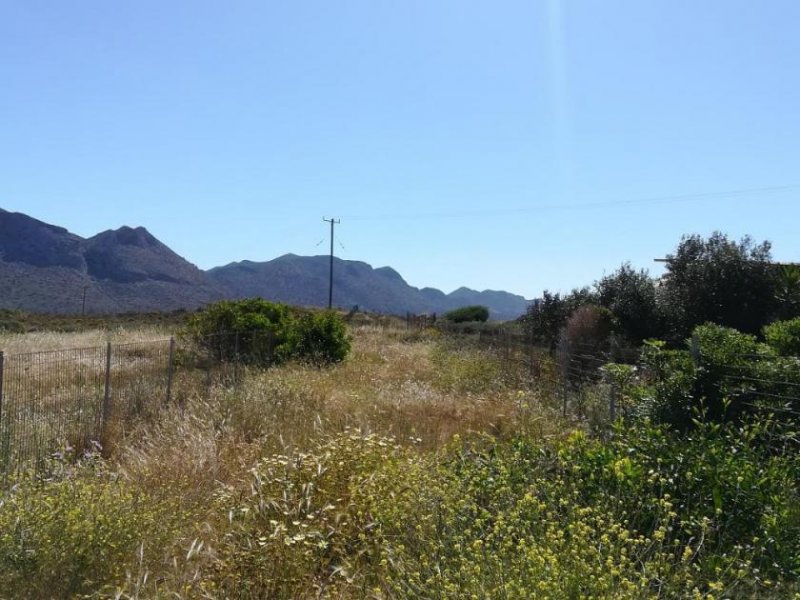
2;1;798;299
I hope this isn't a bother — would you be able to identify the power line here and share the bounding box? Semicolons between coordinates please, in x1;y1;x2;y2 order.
339;183;800;221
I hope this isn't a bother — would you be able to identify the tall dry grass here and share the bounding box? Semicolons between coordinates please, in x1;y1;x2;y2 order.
0;326;171;355
114;325;542;494
0;323;564;598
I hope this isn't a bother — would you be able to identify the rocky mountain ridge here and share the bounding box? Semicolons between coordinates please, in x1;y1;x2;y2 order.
0;208;532;319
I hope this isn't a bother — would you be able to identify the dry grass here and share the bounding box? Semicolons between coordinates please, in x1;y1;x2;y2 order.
112;325;559;533
0;323;794;598
0;323;560;480
0;323;564;597
0;326;171;355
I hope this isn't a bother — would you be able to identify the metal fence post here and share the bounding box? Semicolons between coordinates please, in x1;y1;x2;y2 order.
609;382;617;422
205;338;213;396
690;334;700;365
165;337;176;404
0;351;4;446
234;331;240;383
102;342;112;433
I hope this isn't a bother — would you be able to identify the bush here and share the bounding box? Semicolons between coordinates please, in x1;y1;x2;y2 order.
635;322;800;428
443;305;489;323
210;426;798;597
557;305;616;387
557;418;800;589
521;288;596;349
0;309;25;333
185;299;351;366
0;458;183;598
560;305;615;351
764;317;800;357
294;310;351;365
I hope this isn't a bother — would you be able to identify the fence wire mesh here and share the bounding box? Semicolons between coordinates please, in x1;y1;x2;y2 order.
1;346;107;474
0;332;281;475
3;322;799;474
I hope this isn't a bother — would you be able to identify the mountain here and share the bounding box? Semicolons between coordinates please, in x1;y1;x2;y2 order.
0;208;533;319
0;209;224;313
208;254;531;320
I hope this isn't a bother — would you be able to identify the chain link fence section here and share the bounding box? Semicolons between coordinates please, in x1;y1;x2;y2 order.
0;345;106;475
0;339;173;475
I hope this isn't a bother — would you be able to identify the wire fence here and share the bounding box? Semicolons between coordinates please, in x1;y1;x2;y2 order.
0;331;283;475
3;322;800;474
0;340;173;474
435;321;800;425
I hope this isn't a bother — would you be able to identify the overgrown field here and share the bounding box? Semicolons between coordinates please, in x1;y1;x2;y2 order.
0;324;798;598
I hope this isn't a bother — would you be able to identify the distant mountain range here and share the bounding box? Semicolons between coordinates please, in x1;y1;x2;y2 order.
0;209;532;320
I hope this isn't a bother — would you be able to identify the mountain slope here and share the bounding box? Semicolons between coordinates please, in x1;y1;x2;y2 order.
208;254;531;320
0;208;85;270
0;209;532;318
0;209;224;313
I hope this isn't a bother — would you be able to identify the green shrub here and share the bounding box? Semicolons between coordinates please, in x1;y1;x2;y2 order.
443;305;490;323
185;299;350;366
556;418;800;588
294;310;351;364
202;420;800;598
764;317;800;357
0;460;183;598
636;322;800;428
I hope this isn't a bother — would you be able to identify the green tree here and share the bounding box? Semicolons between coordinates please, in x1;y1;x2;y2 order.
522;287;595;349
659;232;776;338
596;263;662;343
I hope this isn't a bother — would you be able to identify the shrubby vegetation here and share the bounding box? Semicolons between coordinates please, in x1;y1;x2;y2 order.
185;298;351;365
0;453;185;598
624;320;800;428
764;316;800;357
522;232;800;348
190;419;800;598
524;288;594;349
0;309;25;333
442;304;490;323
596;263;661;343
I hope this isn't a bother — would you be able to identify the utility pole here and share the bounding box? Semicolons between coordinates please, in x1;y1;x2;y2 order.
81;285;89;316
323;218;340;309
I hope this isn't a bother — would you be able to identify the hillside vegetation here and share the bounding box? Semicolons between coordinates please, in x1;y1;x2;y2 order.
0;318;798;598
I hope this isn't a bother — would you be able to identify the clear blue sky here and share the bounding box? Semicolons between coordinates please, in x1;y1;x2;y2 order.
2;1;799;299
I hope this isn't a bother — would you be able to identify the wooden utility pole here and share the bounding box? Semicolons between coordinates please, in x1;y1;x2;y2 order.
323;218;340;309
